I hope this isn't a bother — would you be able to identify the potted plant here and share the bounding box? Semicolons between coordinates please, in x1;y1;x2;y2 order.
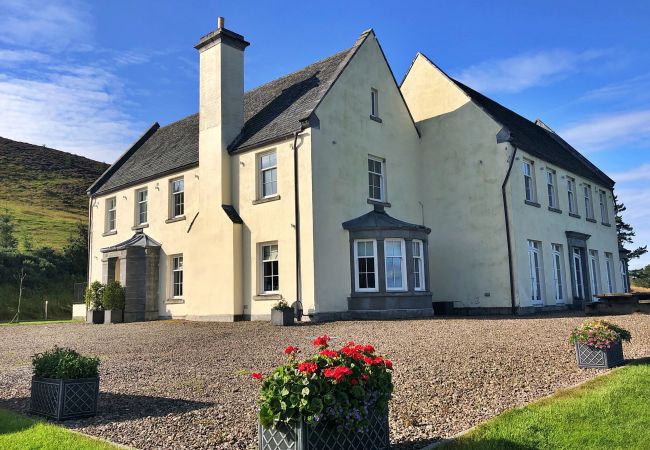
30;346;100;420
569;320;631;369
253;335;393;450
102;280;125;324
271;299;294;326
84;281;105;324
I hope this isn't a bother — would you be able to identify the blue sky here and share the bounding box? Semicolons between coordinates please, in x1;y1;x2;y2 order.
0;0;648;268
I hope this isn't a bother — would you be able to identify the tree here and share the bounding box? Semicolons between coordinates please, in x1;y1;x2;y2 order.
614;196;647;260
630;265;650;288
0;209;18;250
62;222;88;279
22;233;33;253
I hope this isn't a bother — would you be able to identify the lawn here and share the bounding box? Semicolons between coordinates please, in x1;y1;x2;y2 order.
0;408;119;450
441;359;650;450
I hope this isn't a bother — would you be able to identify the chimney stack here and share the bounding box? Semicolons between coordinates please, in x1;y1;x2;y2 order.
217;16;224;29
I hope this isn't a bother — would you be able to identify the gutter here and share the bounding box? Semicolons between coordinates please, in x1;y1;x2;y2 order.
499;132;518;316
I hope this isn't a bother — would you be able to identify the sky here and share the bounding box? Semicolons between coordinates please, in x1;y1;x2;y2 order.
0;0;648;268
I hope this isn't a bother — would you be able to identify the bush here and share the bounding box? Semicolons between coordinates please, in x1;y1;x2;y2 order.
84;281;104;311
251;335;393;431
32;346;100;379
272;299;292;311
569;320;632;349
102;280;125;310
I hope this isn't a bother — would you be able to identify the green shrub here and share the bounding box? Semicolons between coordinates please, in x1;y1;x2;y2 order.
84;281;103;311
102;280;125;310
569;320;632;349
32;346;100;379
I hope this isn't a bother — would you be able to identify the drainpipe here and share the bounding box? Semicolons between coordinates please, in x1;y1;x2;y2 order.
501;142;518;315
87;196;93;286
292;131;303;320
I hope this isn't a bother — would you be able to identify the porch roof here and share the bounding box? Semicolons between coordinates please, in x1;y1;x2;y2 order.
342;206;431;233
100;230;161;253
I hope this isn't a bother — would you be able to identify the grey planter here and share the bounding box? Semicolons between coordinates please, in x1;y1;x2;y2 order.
575;340;624;369
30;377;99;420
259;410;389;450
86;310;104;324
104;309;123;324
271;309;294;326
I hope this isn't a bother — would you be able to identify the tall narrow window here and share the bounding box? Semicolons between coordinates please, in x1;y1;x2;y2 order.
368;156;385;202
136;188;148;225
105;197;116;232
551;244;564;303
546;169;558;208
567;177;577;214
527;240;543;304
605;252;615;293
412;240;425;291
171;255;183;298
523;159;536;202
354;240;377;292
572;248;585;299
385;239;406;291
584;184;594;219
260;151;277;198
599;190;609;224
620;260;629;292
171;178;184;218
588;249;600;301
261;243;279;293
370;88;379;117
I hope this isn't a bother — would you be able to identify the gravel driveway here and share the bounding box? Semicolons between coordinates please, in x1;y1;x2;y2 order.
1;314;649;449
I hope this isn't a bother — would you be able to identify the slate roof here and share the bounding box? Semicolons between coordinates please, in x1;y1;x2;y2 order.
90;31;369;196
100;230;161;253
450;79;615;188
342;207;431;233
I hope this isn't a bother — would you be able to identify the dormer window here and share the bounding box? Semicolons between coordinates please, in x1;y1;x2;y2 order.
370;88;379;118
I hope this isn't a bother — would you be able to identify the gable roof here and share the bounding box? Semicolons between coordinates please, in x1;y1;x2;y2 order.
90;31;371;196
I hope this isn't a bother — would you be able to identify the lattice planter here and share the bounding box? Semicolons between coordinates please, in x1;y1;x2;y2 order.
259;410;389;450
30;377;99;420
575;341;624;369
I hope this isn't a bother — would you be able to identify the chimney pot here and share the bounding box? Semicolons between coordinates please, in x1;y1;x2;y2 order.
217;16;224;29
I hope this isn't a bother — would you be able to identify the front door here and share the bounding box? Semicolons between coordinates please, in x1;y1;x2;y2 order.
572;248;585;300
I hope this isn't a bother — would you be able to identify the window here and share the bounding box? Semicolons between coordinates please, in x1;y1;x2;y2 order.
136;188;148;225
572;248;585;299
354;240;377;292
605;252;615;293
171;255;183;298
412;240;425;291
620;260;629;292
546;169;558;208
599;190;609;223
567;177;578;214
527;240;543;305
588;250;600;301
385;239;407;291
551;244;564;303
261;243;279;293
170;178;184;218
105;197;116;232
370;88;379;117
523;159;536;202
259;151;277;198
583;184;594;219
368;156;385;201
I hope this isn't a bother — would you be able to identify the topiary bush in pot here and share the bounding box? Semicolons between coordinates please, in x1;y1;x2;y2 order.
30;346;100;420
569;320;631;369
102;280;125;324
84;281;104;324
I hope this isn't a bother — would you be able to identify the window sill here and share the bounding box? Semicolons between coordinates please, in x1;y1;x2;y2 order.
252;195;281;205
350;290;430;297
165;298;184;304
367;198;391;208
165;215;186;224
132;223;149;231
586;217;597;223
569;212;581;219
601;222;612;227
548;207;562;214
369;115;382;123
524;200;541;208
102;230;117;237
253;293;283;301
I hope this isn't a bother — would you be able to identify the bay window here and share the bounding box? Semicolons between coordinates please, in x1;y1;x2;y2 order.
384;239;406;291
412;240;425;291
354;240;378;292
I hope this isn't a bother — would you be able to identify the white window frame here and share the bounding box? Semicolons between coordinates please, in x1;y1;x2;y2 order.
260;242;279;294
605;252;616;293
384;239;407;292
527;240;543;305
371;88;379;117
567;177;578;214
354;239;378;293
170;177;184;218
171;254;183;298
584;184;594;219
572;248;585;299
551;244;565;304
259;150;278;199
368;156;385;202
523;159;536;202
412;240;425;291
588;249;600;301
546;169;558;208
135;188;148;226
599;190;609;224
105;197;117;232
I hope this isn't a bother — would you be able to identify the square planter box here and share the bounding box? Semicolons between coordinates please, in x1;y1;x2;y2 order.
259;410;389;450
271;309;294;326
30;377;99;421
86;310;105;324
575;340;624;369
104;309;123;324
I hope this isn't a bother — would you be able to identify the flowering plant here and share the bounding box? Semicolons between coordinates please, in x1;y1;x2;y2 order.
568;320;632;349
253;335;393;431
272;299;292;311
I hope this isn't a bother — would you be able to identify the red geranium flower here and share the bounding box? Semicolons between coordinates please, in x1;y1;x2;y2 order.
384;359;393;369
363;344;375;353
361;374;369;381
284;345;299;356
251;372;262;380
297;361;318;374
313;335;330;348
363;356;373;365
350;378;359;385
372;356;383;365
320;349;339;358
323;365;353;382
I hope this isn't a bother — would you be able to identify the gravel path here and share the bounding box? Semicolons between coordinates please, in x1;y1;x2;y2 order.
1;314;649;449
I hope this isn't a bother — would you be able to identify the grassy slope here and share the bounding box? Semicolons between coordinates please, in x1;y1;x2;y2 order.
0;136;108;250
443;360;650;450
0;408;119;450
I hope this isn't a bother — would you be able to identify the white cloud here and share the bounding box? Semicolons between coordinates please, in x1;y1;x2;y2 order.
610;164;650;182
455;50;603;94
0;49;50;65
560;109;650;153
580;73;650;103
